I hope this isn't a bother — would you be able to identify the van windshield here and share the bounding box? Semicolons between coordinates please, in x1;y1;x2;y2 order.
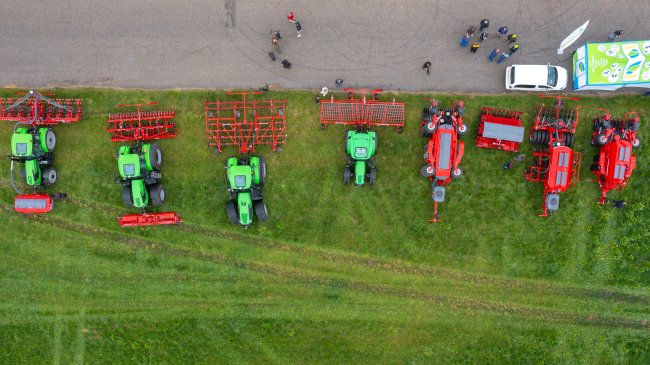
547;66;558;87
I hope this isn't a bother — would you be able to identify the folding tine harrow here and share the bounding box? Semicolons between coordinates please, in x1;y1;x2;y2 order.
205;92;287;227
476;107;524;152
319;88;405;186
525;96;581;217
108;102;181;227
420;99;466;222
590;109;641;204
0;90;82;213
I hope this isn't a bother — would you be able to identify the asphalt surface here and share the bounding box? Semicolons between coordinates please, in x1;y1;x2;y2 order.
0;0;649;92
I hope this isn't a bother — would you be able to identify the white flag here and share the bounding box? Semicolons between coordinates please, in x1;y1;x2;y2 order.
557;20;590;54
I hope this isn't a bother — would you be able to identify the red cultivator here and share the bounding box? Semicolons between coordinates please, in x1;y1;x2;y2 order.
1;90;82;213
205;92;287;154
589;110;640;204
319;88;405;132
475;107;524;152
108;102;181;227
420;99;466;222
525;96;581;217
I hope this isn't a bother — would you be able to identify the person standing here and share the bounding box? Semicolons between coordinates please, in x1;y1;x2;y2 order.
488;48;500;62
506;33;517;44
497;26;508;38
479;19;489;31
509;44;519;55
422;61;432;75
479;32;488;42
607;30;623;41
287;12;295;23
281;59;292;69
466;26;477;38
470;42;480;53
497;52;510;64
460;35;469;47
295;21;303;37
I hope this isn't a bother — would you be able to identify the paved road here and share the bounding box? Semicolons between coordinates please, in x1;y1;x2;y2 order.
0;0;648;92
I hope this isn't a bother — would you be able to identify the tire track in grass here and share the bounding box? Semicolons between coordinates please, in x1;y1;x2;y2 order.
1;190;648;307
5;207;647;332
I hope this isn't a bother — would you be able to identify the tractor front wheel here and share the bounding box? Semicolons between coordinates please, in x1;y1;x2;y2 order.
149;184;165;206
632;138;641;149
343;165;353;184
595;133;609;146
254;200;269;222
421;165;435;177
122;186;133;207
42;167;57;185
369;167;377;185
422;122;436;136
44;128;56;152
226;200;239;224
457;124;467;137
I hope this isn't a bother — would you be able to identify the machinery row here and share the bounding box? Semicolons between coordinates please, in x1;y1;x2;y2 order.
1;90;641;227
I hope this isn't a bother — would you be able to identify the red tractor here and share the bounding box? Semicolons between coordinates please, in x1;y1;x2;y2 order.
420;99;466;222
525;96;581;217
590;110;640;204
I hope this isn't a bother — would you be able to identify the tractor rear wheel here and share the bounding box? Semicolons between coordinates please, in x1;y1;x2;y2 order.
343;165;353;184
42;167;57;185
595;133;609;146
254;200;269;222
369;167;377;185
44;129;56;152
632;138;641;148
226;200;239;224
149;184;165;206
148;144;163;171
258;156;267;186
122;186;133;207
451;167;463;179
421;165;435;177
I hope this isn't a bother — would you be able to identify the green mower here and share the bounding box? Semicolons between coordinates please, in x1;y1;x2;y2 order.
225;156;268;227
115;143;165;209
343;129;377;186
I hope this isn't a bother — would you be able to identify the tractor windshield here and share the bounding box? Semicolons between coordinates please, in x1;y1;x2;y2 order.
123;164;136;176
234;175;247;188
15;143;27;155
355;147;367;158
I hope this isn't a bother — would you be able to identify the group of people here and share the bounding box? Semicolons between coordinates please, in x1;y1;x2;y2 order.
460;19;519;64
268;12;304;69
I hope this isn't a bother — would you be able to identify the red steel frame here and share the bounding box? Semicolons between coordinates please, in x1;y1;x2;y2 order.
0;90;82;125
205;92;287;154
421;99;466;222
319;88;405;131
107;102;176;142
108;101;181;227
590;110;640;204
525;96;582;217
475;107;524;152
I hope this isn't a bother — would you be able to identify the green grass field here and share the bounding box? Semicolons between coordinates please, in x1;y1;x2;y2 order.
1;88;648;364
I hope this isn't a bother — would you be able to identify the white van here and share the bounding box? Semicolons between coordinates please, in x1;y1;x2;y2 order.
505;64;568;91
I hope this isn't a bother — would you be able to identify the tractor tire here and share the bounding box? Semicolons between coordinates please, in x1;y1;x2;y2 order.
258;156;267;186
632;138;641;149
148;144;163;171
541;131;550;145
254;199;269;222
374;133;378;152
457;124;467;137
451;167;463;179
226;200;239;224
149;184;165;206
564;133;575;148
122;186;133;207
369;167;377;185
42;167;57;185
595;133;609;146
422;121;436;136
421;165;435;177
343;165;353;184
530;131;539;144
44;128;56;152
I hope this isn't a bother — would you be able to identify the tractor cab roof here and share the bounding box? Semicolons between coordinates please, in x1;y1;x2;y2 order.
118;153;141;179
227;165;252;190
347;130;376;161
11;133;33;157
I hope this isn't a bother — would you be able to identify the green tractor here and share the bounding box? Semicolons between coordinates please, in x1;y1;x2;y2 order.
115;143;165;209
225;156;268;227
9;125;58;190
343;129;377;186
